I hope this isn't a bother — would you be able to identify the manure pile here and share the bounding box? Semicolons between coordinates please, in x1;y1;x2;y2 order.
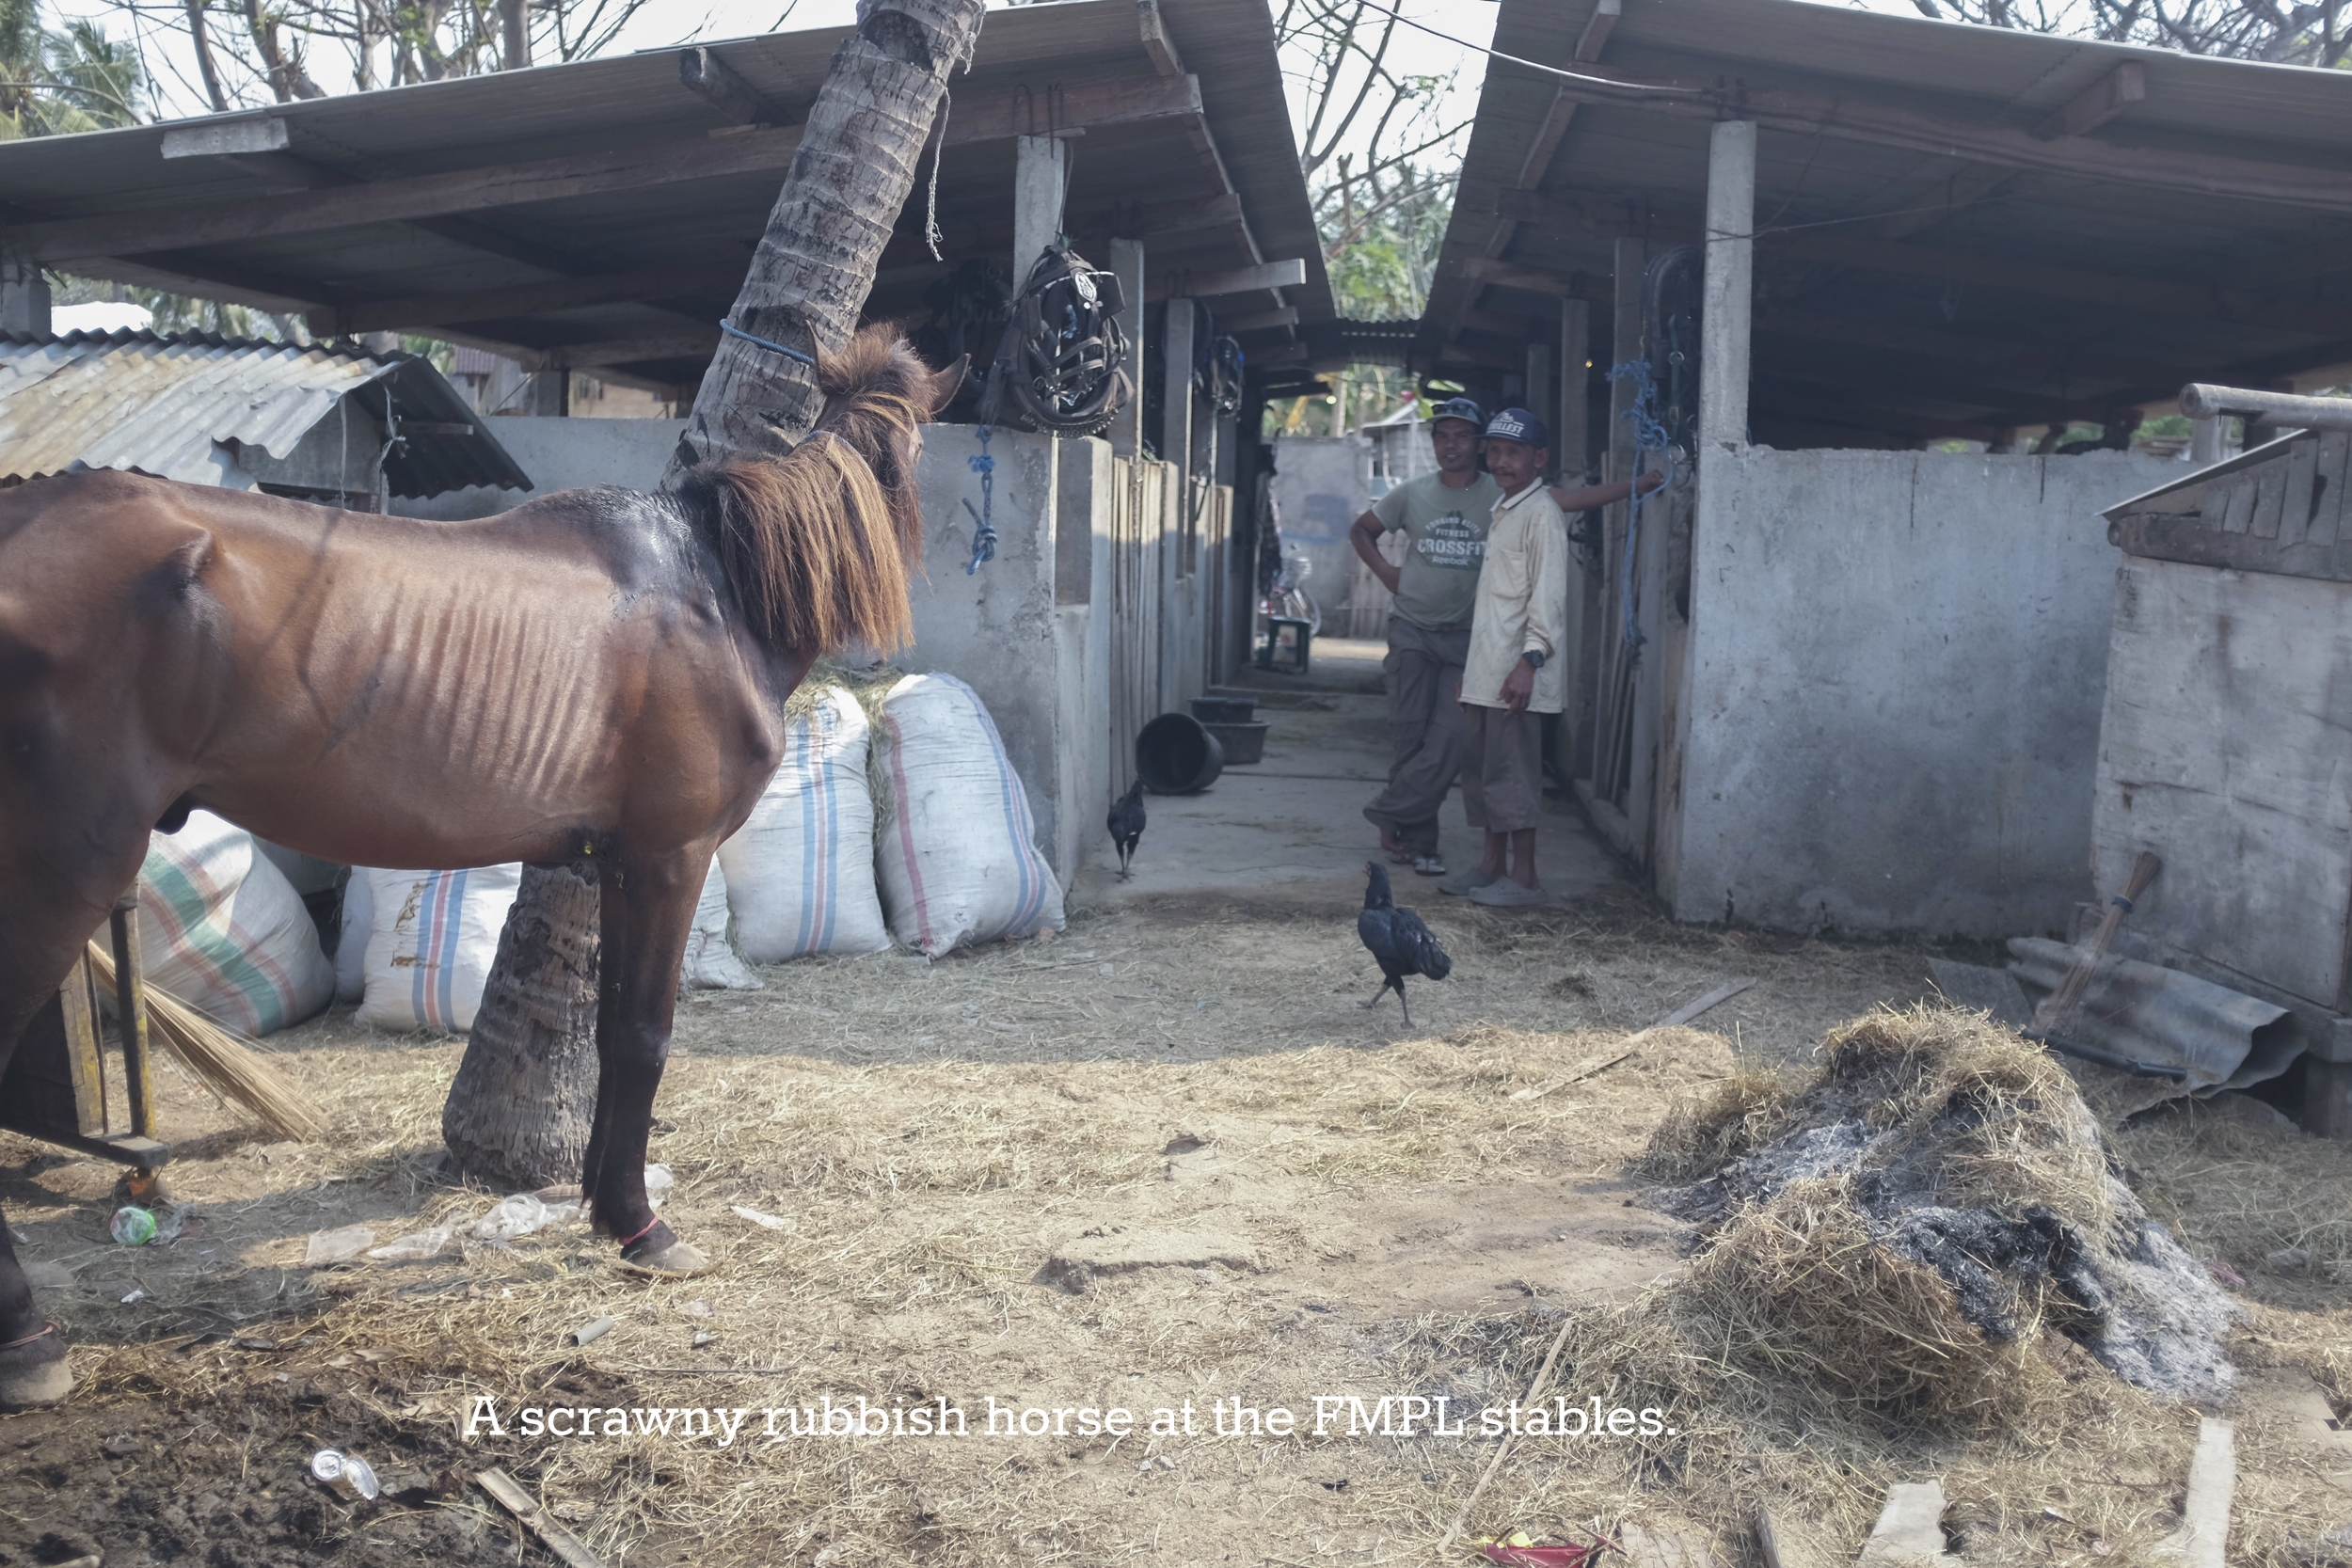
1645;1006;2236;1406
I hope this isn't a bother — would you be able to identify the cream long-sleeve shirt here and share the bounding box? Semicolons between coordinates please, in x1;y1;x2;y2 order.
1460;479;1569;715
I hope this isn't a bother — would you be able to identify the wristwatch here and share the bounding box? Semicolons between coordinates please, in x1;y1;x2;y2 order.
1520;649;1547;670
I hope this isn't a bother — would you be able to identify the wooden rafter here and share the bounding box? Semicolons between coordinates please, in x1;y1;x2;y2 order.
21;73;1206;264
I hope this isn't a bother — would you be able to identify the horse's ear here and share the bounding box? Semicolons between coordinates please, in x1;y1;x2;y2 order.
926;355;969;417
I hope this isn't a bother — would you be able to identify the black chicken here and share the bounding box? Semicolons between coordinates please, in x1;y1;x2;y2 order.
1359;861;1452;1026
1108;780;1147;879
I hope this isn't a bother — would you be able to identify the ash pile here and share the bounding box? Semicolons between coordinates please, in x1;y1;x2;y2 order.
1648;1006;2235;1405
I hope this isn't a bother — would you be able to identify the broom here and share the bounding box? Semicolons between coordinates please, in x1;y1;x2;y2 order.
85;941;326;1144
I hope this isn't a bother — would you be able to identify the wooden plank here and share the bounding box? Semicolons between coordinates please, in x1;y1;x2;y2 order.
1542;62;2352;217
2280;436;2323;547
1144;257;1306;301
2090;555;2352;1008
2220;474;2258;533
476;1468;603;1568
2314;430;2352;548
2153;1416;2234;1568
58;952;105;1134
2031;61;2145;140
2252;462;2288;539
2108;511;2352;584
24;74;1205;264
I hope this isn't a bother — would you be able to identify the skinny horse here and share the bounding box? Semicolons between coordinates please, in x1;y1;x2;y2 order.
0;327;963;1407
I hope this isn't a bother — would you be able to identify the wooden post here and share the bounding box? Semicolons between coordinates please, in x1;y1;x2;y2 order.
1;260;50;337
1107;237;1145;457
1591;235;1645;816
1012;134;1068;290
1525;339;1556;476
1559;300;1590;480
455;0;991;1188
500;0;529;69
1699;119;1756;454
1162;297;1195;475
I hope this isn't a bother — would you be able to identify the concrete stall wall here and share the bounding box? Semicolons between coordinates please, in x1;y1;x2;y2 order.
1671;447;2181;938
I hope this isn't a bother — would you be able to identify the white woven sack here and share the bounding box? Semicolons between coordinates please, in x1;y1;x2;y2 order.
334;871;372;1005
357;863;521;1033
136;810;334;1037
872;673;1066;958
717;685;892;959
681;858;760;990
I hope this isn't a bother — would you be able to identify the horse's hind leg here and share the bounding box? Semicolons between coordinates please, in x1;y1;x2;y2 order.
0;830;152;1407
582;844;715;1278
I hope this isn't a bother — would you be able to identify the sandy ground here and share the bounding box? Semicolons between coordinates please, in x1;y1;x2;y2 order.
6;643;2352;1566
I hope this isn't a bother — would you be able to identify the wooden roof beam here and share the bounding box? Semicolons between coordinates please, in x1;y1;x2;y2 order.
1484;0;1621;261
310;261;749;338
1146;257;1305;301
1474;214;2352;340
516;332;720;372
1546;63;2352;216
678;46;791;127
2032;61;2145;141
22;73;1206;264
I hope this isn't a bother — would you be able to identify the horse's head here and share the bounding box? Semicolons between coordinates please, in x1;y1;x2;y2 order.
815;328;967;564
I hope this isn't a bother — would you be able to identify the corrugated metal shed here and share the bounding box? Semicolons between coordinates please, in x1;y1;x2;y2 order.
0;330;531;497
1419;0;2352;447
0;0;1330;389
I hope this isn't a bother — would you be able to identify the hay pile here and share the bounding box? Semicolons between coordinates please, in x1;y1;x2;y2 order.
1646;1006;2236;1407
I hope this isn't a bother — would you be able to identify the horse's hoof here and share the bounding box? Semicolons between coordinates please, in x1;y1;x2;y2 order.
0;1323;72;1408
618;1240;712;1279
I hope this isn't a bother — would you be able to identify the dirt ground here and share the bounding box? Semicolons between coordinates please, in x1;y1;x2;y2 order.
8;872;2352;1568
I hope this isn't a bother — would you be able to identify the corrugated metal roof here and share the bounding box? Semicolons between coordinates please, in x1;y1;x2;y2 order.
0;330;531;497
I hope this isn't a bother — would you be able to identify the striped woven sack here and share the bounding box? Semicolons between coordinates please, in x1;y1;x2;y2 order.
355;863;521;1033
137;810;335;1037
717;683;893;959
872;673;1067;958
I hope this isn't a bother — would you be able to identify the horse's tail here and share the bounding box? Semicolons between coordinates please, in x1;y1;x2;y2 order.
682;434;914;655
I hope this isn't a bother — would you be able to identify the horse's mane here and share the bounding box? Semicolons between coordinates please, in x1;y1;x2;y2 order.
676;325;933;655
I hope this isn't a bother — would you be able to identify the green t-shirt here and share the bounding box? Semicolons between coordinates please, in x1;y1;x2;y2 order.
1372;471;1501;632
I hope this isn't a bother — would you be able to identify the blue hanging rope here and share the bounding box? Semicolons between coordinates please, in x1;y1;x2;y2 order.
1606;358;1677;654
717;317;817;367
963;425;998;574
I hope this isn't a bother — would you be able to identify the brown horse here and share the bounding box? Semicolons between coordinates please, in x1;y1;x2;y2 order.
0;326;962;1407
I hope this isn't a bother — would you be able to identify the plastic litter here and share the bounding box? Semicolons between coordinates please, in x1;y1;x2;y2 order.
304;1225;376;1265
311;1448;380;1502
572;1315;617;1346
366;1225;453;1262
644;1164;675;1207
730;1205;788;1230
470;1194;553;1241
110;1206;157;1245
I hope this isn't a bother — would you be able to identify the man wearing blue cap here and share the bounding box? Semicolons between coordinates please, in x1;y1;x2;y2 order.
1452;406;1582;907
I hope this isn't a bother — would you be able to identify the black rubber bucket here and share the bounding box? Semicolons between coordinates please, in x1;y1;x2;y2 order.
1200;720;1268;765
1136;712;1226;794
1190;695;1258;724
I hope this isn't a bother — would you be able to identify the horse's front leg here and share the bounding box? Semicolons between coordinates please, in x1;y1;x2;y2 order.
585;845;715;1277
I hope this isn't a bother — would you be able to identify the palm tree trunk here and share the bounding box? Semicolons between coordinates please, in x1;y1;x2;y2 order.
442;0;988;1187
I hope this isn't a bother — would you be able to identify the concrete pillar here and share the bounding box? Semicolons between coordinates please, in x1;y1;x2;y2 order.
1698;119;1756;455
1559;300;1590;481
1107;236;1145;458
1012;135;1069;290
2;259;53;337
1161;297;1195;478
2190;416;2222;466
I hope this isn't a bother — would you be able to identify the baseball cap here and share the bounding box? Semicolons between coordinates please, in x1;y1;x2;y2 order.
1483;406;1550;449
1426;395;1485;430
